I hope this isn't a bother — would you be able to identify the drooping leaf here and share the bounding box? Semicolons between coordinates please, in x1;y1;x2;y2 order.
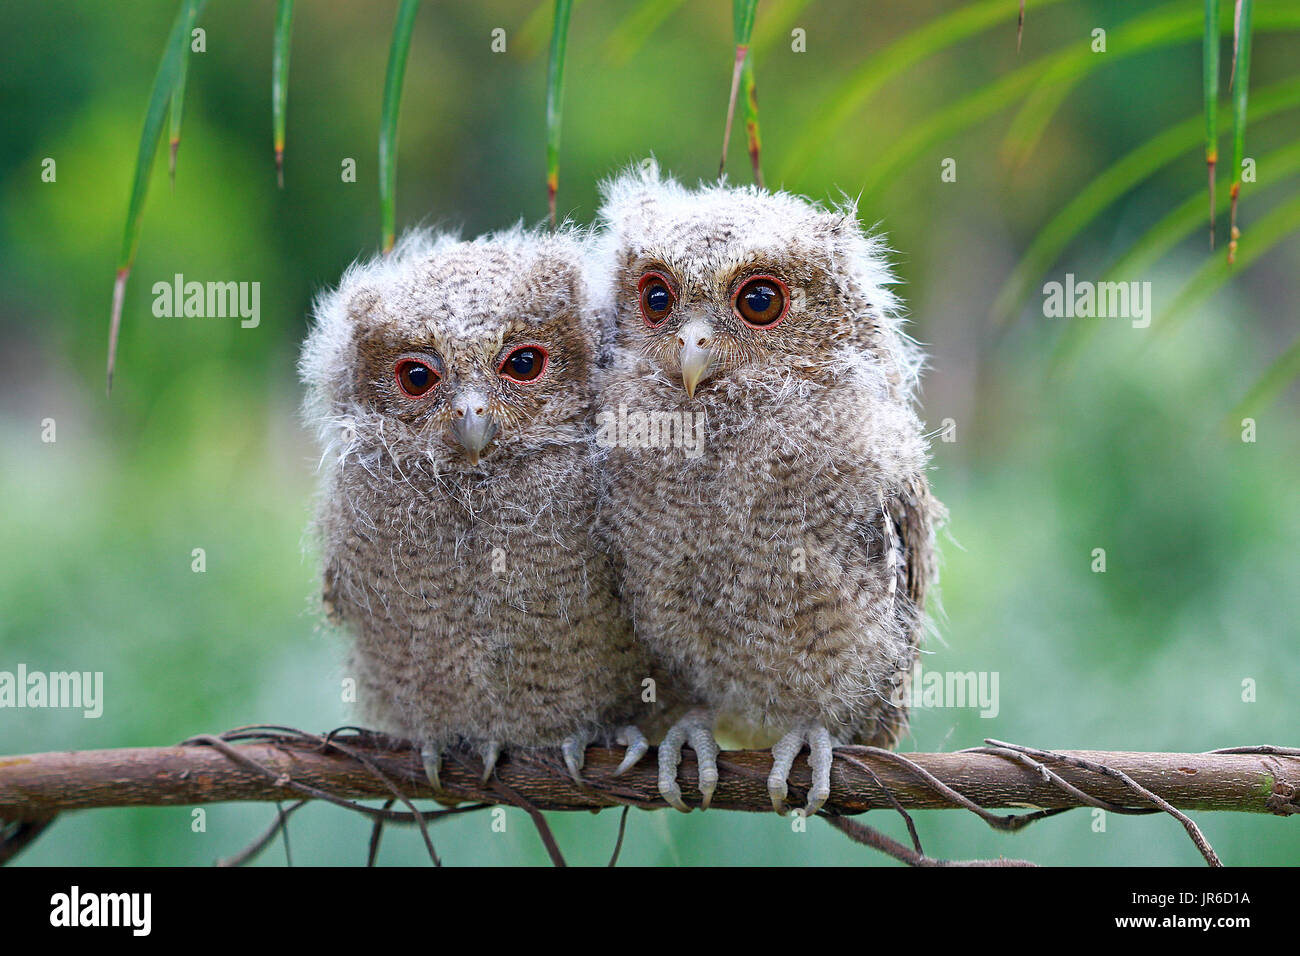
545;0;573;226
742;48;763;187
1228;0;1254;263
167;8;198;190
272;0;295;189
994;76;1300;330
379;0;420;254
1049;136;1300;375
605;0;687;66
107;0;208;394
719;0;759;178
1203;0;1220;248
780;0;1073;185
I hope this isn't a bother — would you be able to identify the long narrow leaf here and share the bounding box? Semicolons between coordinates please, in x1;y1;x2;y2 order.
994;76;1300;329
1204;0;1220;248
1001;4;1294;177
545;0;573;226
1228;326;1300;426
1228;0;1254;263
1050;137;1300;375
720;0;759;177
750;0;814;57
272;0;295;189
605;0;687;66
742;48;763;187
108;0;208;394
1018;0;1025;52
1157;189;1300;336
864;5;1300;208
780;0;1072;184
379;0;419;254
167;29;193;189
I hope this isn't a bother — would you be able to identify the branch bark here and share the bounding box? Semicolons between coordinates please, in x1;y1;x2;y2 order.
1;732;1296;819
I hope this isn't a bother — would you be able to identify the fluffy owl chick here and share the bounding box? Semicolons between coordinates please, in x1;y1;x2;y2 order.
301;225;651;790
592;163;940;815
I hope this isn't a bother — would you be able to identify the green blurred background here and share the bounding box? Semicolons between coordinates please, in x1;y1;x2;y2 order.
2;0;1297;866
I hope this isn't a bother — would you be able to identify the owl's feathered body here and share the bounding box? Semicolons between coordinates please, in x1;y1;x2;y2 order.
592;164;941;812
301;227;651;783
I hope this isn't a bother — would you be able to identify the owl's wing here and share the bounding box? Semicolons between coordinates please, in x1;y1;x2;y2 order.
862;474;937;748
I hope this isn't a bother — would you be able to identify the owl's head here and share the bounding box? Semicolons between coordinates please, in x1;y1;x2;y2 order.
593;160;918;399
301;225;599;472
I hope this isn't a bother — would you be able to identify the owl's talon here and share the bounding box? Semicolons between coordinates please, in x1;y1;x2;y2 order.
656;710;718;812
479;740;502;784
561;729;595;786
420;743;444;792
768;723;836;816
614;725;649;776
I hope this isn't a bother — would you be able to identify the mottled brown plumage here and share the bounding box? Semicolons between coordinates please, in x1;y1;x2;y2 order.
301;226;653;788
591;163;942;814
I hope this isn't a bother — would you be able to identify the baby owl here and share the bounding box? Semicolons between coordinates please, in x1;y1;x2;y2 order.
301;226;651;790
592;163;940;815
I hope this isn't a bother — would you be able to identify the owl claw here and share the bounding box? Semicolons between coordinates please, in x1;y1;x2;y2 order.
561;729;596;786
479;740;502;784
656;710;720;812
768;723;836;816
420;743;444;792
614;725;649;776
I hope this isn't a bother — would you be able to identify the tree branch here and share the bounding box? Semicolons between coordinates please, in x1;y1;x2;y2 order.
2;729;1296;819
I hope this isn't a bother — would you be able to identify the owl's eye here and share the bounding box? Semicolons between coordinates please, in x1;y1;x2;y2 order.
395;359;439;397
638;271;676;326
499;345;548;383
734;275;790;328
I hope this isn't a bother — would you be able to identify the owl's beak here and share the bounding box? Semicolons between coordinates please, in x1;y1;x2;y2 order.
677;319;716;399
450;392;498;465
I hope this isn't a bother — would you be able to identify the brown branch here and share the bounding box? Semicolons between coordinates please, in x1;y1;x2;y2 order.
2;731;1296;819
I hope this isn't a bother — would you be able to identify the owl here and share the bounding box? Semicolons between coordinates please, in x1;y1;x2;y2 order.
300;225;652;791
592;163;941;815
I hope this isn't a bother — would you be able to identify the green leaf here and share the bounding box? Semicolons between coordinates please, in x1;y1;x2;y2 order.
719;0;759;178
108;0;208;394
995;75;1300;332
1204;0;1220;248
380;0;419;254
1229;324;1300;426
167;14;196;190
605;0;687;66
1049;136;1300;375
1229;0;1254;263
742;48;763;187
272;0;295;189
780;0;1073;185
546;0;573;226
1156;188;1300;338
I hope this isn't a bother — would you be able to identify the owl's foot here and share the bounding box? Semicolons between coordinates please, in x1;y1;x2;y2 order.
656;709;720;812
614;725;649;776
768;723;836;816
561;729;595;786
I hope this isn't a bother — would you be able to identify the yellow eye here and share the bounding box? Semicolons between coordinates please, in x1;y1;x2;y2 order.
734;275;789;328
